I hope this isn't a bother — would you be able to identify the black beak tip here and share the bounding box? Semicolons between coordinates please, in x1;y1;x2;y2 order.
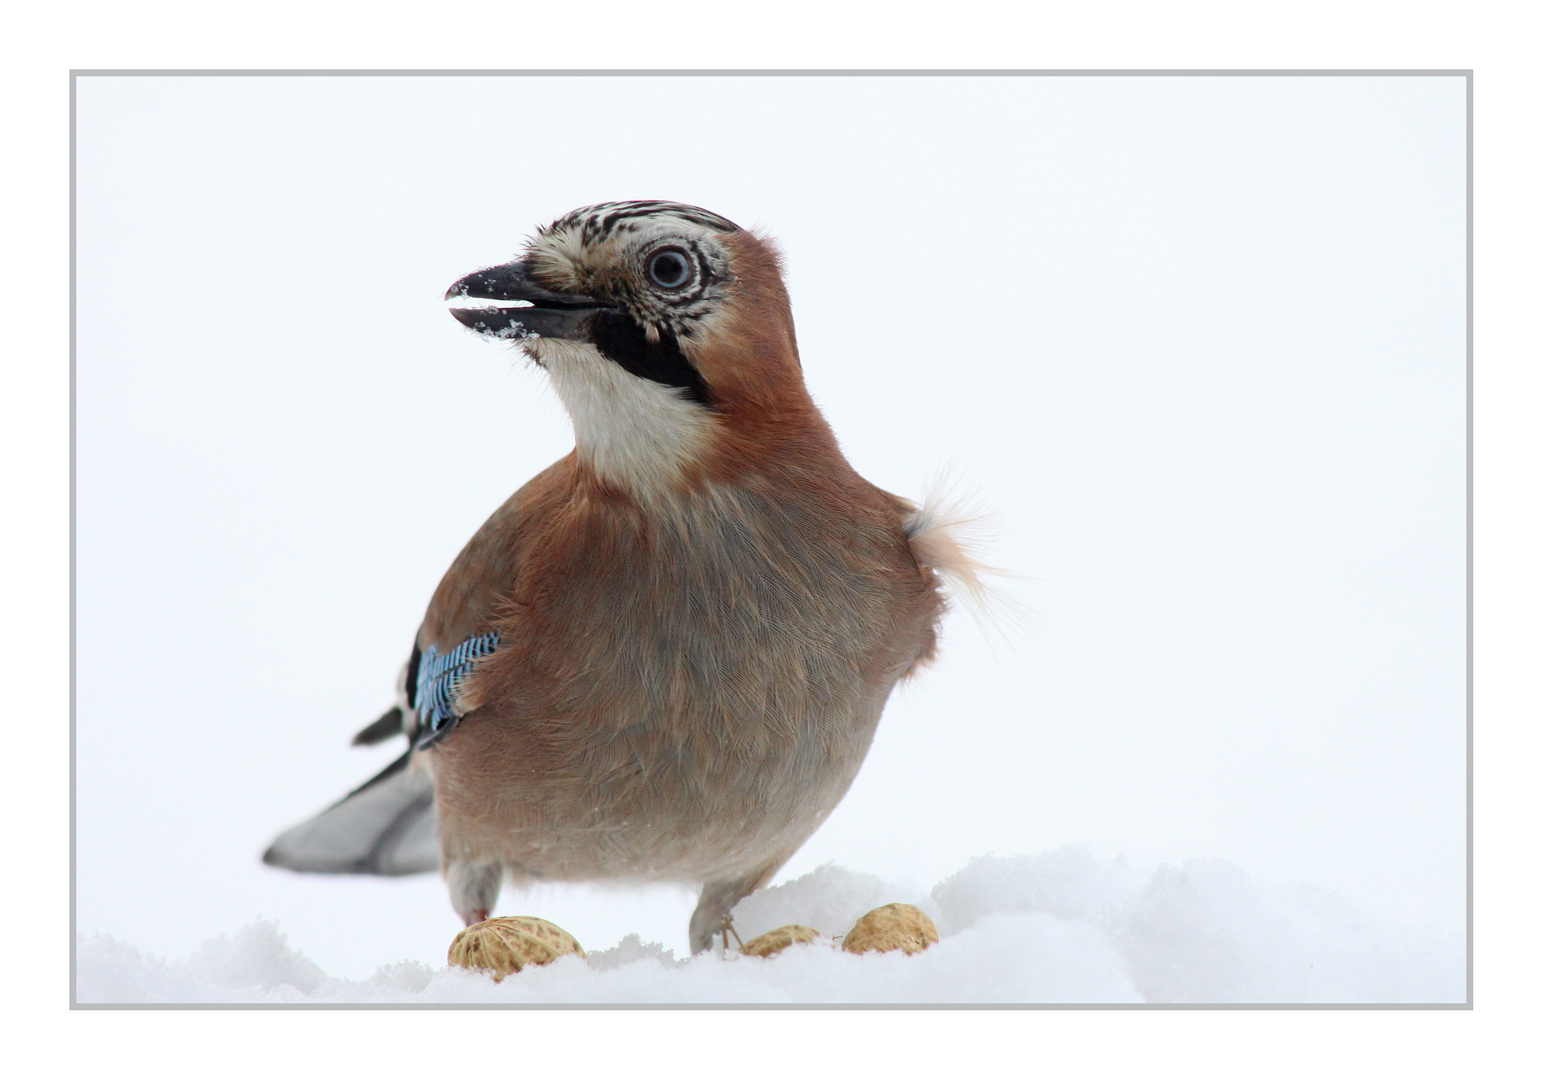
450;306;495;331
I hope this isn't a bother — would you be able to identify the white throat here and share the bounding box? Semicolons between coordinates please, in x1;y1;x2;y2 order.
530;339;715;495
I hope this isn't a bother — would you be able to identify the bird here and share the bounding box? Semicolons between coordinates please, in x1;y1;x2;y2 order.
264;200;979;954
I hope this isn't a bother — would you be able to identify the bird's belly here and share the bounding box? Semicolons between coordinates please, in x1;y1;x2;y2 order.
429;687;886;884
426;485;933;884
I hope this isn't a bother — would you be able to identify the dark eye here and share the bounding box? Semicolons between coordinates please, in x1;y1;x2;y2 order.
647;249;692;289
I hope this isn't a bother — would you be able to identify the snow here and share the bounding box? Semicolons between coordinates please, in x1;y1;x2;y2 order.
76;849;1463;1005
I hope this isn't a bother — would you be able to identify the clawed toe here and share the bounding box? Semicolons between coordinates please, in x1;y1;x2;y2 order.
718;913;746;955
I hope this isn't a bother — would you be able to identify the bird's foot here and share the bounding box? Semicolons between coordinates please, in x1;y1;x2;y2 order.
718;913;746;956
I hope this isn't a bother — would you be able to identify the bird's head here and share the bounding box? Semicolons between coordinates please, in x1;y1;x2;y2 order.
447;201;827;495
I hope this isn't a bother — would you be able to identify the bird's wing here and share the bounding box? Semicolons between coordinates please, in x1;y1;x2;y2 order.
351;705;404;746
399;455;577;746
404;632;500;750
263;458;575;878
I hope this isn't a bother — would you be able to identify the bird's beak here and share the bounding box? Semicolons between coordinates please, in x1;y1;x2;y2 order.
444;261;607;341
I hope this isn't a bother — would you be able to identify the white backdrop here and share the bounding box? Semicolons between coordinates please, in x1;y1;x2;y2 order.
74;74;1465;979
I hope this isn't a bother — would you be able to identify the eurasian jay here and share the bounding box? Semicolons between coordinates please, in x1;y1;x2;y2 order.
265;201;975;953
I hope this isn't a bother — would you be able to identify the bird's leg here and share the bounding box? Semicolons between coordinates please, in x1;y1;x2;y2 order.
691;867;780;954
447;858;503;927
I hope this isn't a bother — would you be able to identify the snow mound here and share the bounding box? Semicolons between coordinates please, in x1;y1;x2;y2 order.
76;850;1464;1004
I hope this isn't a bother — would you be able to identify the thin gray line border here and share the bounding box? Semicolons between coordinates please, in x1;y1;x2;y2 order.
68;67;1474;1012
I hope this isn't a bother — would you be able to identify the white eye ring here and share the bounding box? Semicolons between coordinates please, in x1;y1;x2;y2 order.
647;248;692;289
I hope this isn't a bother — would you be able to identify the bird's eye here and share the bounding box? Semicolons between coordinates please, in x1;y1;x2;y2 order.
647;249;692;289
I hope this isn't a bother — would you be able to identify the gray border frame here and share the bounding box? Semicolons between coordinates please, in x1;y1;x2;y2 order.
69;68;1473;1011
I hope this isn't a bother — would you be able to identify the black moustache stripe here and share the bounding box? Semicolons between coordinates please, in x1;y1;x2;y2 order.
588;312;713;408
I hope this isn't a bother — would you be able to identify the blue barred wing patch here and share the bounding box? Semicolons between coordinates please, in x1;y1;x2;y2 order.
413;632;499;749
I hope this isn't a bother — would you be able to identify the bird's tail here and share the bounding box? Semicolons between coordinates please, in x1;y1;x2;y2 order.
262;748;440;876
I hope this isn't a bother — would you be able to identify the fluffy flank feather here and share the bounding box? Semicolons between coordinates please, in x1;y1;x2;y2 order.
902;472;1028;642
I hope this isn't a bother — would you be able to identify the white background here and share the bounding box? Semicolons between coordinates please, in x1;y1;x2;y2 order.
10;0;1538;1072
73;73;1466;976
